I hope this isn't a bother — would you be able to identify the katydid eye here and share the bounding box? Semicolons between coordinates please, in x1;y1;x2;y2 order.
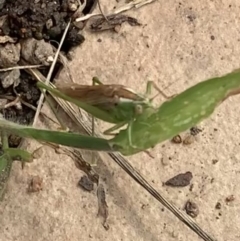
135;105;143;114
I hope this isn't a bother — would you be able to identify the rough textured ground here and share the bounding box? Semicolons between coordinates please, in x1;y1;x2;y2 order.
1;1;240;241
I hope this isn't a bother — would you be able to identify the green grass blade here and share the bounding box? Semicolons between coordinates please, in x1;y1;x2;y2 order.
0;131;11;201
0;118;114;152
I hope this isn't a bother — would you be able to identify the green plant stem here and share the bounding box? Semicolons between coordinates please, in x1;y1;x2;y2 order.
0;131;12;200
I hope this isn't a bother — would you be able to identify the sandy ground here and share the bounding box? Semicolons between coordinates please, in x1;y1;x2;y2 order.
1;1;240;241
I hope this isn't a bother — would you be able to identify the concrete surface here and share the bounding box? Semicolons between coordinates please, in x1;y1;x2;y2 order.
1;1;240;241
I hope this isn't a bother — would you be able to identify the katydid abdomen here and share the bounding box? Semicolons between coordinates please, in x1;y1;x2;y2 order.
111;70;240;155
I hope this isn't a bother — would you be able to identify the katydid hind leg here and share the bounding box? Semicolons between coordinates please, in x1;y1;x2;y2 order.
127;120;139;150
104;121;137;150
103;121;127;135
127;121;133;146
126;121;154;157
103;120;139;151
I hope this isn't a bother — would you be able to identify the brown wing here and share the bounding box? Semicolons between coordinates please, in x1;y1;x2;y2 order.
56;83;144;105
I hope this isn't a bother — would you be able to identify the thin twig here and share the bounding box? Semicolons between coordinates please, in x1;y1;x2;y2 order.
75;0;157;22
3;96;21;109
32;20;71;126
0;95;59;125
0;64;44;72
97;0;110;23
72;0;87;18
57;52;75;83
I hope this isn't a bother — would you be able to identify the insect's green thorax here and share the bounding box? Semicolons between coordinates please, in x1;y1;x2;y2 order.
109;96;154;123
109;81;160;123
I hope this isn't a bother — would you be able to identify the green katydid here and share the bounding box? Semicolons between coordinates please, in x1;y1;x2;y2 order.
1;69;240;156
36;77;167;137
2;70;238;241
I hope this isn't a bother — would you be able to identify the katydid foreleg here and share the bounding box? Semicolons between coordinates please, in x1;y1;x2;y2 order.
90;78;127;165
146;81;172;100
90;78;133;151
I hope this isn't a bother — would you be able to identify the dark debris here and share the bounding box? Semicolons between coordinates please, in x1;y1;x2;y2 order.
164;171;193;187
90;14;141;32
78;175;94;191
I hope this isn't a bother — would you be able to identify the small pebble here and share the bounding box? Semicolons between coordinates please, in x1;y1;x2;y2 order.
185;200;199;218
210;35;215;40
225;195;235;203
28;176;43;193
78;175;94;191
215;202;221;210
0;69;20;88
171;135;182;144
183;135;195;145
212;159;219;164
190;126;202;136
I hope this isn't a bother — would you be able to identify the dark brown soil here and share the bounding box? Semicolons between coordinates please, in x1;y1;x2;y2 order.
0;0;94;147
0;0;85;52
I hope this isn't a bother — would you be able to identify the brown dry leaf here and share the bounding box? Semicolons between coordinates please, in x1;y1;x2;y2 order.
90;14;141;32
97;184;109;230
